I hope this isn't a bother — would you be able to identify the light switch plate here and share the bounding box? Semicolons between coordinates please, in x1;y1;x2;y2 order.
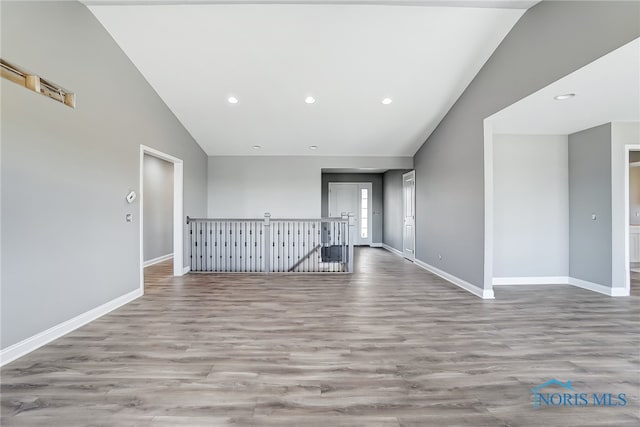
126;191;137;204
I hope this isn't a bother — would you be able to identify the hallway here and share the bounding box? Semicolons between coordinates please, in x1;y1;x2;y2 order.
2;248;638;426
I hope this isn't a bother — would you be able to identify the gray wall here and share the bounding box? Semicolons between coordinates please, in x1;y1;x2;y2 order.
208;156;412;219
321;173;383;244
382;170;410;252
629;151;640;163
208;156;321;218
568;124;612;286
493;134;569;278
143;155;174;262
1;1;208;349
630;165;640;226
413;1;640;288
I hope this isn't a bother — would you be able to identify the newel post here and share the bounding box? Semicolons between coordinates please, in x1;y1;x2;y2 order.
263;213;271;273
348;213;355;273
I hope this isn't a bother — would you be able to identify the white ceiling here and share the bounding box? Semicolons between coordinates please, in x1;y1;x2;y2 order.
84;1;539;8
489;38;640;135
88;2;527;155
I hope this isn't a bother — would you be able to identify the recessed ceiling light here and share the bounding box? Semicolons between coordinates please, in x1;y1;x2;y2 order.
554;93;575;101
305;96;316;104
228;96;239;104
252;145;261;150
309;145;318;150
381;98;393;105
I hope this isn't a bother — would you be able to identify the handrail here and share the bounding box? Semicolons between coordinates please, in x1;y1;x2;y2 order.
186;216;263;223
187;216;348;223
271;218;348;222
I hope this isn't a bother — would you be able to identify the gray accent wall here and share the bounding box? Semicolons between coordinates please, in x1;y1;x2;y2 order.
629;151;640;163
493;135;569;278
143;155;174;262
382;170;410;252
1;1;208;349
413;1;640;288
568;124;612;286
321;173;383;244
629;165;640;226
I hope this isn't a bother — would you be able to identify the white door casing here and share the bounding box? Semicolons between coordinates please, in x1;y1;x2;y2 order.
403;171;416;260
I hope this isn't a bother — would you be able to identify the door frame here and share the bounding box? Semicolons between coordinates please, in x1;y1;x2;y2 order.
139;145;185;293
402;170;416;261
328;182;373;246
623;145;640;296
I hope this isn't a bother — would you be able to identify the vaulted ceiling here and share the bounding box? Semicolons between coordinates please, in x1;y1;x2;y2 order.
86;1;532;156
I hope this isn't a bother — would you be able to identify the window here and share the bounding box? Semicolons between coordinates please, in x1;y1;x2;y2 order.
360;188;368;239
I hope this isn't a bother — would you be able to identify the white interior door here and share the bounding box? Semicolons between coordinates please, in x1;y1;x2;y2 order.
328;182;372;246
403;171;416;260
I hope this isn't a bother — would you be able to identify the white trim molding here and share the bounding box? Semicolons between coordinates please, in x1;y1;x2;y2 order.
382;243;404;257
492;275;629;296
143;253;174;267
402;170;416;262
568;277;630;297
0;288;143;366
482;119;495;291
493;276;570;286
414;259;495;299
610;287;630;297
370;243;383;248
182;266;191;275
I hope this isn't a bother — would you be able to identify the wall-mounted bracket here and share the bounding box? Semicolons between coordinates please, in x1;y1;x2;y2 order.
1;59;75;108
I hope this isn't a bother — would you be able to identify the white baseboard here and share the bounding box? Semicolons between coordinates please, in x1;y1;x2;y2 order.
492;275;629;297
610;287;630;296
182;266;191;275
143;253;173;267
0;288;143;367
493;276;570;286
382;243;404;257
568;277;629;297
370;243;383;248
414;259;494;299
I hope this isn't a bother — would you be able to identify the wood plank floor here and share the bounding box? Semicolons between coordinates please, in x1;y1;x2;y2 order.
2;248;639;426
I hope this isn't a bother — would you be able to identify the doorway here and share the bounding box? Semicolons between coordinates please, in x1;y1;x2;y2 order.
328;182;372;246
625;145;640;295
139;145;185;293
402;171;416;260
143;154;174;268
